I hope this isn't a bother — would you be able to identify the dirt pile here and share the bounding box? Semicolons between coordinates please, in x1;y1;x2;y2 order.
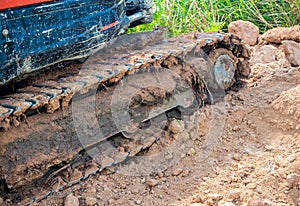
272;85;300;120
259;26;300;67
248;24;300;85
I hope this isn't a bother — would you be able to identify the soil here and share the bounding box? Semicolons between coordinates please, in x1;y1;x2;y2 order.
1;32;300;206
262;25;300;43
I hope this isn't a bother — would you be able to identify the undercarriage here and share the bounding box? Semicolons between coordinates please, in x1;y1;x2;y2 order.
0;29;250;205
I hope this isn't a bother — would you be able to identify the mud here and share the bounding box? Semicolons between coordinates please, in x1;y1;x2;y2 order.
12;38;299;206
0;51;209;205
2;28;299;206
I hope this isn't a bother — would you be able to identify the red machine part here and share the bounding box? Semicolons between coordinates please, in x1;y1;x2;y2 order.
0;0;52;10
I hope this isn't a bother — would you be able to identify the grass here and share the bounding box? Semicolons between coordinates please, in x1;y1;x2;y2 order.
129;0;300;36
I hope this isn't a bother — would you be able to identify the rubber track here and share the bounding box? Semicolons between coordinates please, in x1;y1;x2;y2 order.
0;32;249;130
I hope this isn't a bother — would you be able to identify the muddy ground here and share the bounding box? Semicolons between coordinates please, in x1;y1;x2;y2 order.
2;32;300;205
28;45;299;205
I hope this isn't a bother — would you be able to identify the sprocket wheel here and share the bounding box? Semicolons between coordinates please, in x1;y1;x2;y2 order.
209;48;237;90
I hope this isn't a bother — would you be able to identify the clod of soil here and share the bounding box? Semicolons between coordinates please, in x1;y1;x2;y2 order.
262;25;300;43
228;20;259;46
280;40;300;67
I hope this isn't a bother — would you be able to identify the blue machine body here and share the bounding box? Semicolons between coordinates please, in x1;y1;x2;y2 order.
0;0;130;85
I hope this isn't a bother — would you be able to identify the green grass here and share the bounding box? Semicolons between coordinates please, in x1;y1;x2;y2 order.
129;0;300;36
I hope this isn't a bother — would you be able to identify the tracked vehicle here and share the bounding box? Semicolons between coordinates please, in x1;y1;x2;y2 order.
0;0;153;85
0;0;250;205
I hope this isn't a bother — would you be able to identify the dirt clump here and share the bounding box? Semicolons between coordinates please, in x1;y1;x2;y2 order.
250;45;277;64
262;25;300;43
272;84;300;120
280;40;300;67
228;20;259;46
249;44;291;85
64;194;79;206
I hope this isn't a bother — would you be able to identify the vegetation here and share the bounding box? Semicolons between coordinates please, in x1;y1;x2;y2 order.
129;0;300;36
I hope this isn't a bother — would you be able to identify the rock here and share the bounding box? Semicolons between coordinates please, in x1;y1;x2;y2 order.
85;197;97;206
232;125;240;132
250;45;277;65
207;193;223;201
275;48;291;68
228;20;259;46
280;40;300;66
157;171;164;178
190;203;206;206
220;203;235;206
286;153;297;163
172;168;183;176
224;94;232;102
263;199;276;206
264;144;275;151
64;194;79;206
187;148;196;156
206;198;215;206
4;199;11;204
169;119;185;134
146;178;159;187
247;198;276;206
286;173;300;189
262;25;300;43
131;186;140;195
181;170;189;177
191;194;204;203
228;189;241;200
246;182;257;189
141;177;146;184
108;199;114;204
135;200;142;205
232;153;242;161
0;197;3;205
247;199;263;206
275;156;289;168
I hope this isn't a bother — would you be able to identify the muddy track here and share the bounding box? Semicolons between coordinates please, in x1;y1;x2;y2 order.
0;31;250;205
